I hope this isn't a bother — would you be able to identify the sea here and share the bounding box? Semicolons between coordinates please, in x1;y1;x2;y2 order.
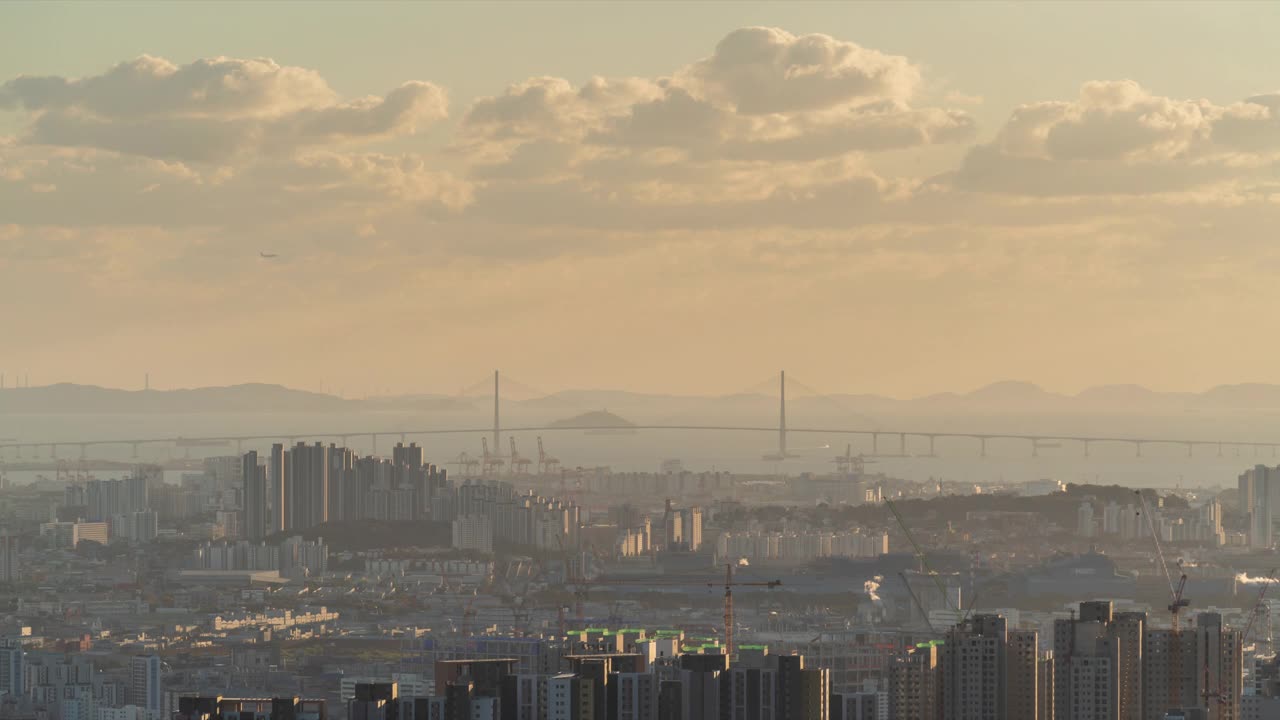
1;406;1275;492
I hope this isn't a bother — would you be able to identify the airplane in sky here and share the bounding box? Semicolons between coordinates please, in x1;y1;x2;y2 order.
259;251;279;259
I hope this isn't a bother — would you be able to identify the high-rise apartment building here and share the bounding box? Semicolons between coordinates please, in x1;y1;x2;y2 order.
890;643;940;720
940;614;1040;720
287;443;330;531
0;531;19;583
243;451;268;541
1078;502;1096;538
775;654;830;720
128;655;162;716
721;647;778;720
0;638;23;697
269;443;288;534
1143;613;1242;720
84;476;148;523
1240;465;1280;548
830;691;881;720
1054;600;1145;720
610;672;657;720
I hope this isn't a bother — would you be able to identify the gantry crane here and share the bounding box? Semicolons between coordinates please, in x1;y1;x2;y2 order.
1135;489;1189;710
480;437;504;476
537;436;560;475
509;437;533;475
449;452;480;477
833;444;871;475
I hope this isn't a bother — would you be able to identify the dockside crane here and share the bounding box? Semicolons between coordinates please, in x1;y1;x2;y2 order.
833;444;871;476
537;437;560;475
480;437;504;476
509;437;533;475
448;452;480;477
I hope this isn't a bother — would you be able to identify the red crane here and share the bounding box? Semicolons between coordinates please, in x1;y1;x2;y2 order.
581;564;781;656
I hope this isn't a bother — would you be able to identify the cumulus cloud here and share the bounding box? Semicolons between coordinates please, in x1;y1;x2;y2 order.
1;56;448;162
455;27;974;227
682;27;920;113
952;80;1280;195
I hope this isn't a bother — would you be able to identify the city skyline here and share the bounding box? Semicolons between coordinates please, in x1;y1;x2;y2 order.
4;3;1280;396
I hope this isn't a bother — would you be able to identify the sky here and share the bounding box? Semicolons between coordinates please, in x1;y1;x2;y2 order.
2;1;1280;398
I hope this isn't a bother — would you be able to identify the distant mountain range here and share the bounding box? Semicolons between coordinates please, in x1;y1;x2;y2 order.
6;380;1280;414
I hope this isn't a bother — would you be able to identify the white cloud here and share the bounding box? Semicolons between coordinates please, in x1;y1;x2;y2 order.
1;56;448;162
952;81;1280;195
454;27;974;228
681;27;920;114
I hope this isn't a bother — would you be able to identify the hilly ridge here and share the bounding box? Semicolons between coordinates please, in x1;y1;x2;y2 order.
6;380;1280;414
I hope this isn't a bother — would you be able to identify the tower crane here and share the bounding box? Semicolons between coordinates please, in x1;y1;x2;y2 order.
556;535;588;632
884;497;968;625
537;437;560;475
1135;489;1189;710
899;570;938;634
509;437;533;475
461;597;477;637
1135;490;1190;628
581;564;780;657
480;437;504;476
1242;570;1278;651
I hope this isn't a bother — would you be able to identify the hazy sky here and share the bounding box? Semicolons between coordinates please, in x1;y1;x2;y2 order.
3;2;1280;397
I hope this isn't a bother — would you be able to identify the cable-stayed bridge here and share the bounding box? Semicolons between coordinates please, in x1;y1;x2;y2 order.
0;371;1276;463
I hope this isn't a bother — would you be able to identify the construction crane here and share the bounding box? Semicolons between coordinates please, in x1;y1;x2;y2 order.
1135;490;1190;628
884;497;968;625
832;444;872;475
461;597;477;637
509;437;533;475
1135;489;1189;711
556;535;588;632
448;452;480;477
899;571;938;633
1242;570;1278;651
582;565;780;657
537;436;560;475
480;437;504;476
509;595;531;636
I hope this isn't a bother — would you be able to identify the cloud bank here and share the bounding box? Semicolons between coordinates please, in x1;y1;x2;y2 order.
2;27;1278;392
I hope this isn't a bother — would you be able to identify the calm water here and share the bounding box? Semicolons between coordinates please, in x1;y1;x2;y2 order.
1;407;1274;490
